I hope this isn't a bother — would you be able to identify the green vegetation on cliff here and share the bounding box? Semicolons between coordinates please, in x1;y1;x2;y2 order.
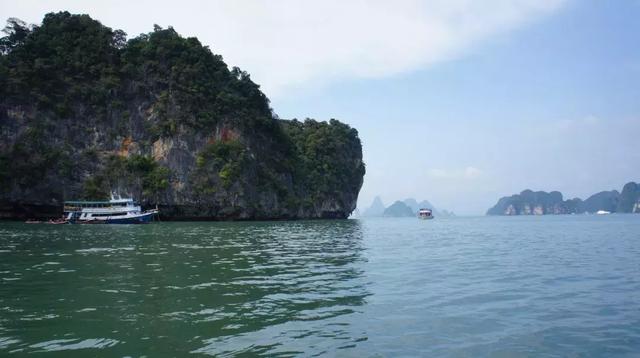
0;12;364;219
193;140;248;192
282;119;365;207
82;155;171;200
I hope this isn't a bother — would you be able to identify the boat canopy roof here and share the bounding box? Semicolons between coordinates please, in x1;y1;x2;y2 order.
64;199;134;205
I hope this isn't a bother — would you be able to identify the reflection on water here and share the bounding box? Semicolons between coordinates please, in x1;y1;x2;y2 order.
0;220;369;356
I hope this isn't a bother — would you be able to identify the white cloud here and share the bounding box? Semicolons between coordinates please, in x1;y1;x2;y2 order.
464;166;483;179
555;115;601;131
195;0;568;97
3;0;567;97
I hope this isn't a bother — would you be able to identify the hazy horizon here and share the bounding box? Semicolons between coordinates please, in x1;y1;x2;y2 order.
4;0;639;215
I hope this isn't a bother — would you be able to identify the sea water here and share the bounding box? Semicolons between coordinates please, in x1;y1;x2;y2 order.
0;215;638;356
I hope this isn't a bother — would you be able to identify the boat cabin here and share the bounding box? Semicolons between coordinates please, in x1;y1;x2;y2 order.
63;199;136;211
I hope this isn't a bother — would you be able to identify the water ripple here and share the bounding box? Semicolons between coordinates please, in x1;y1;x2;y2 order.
0;216;639;355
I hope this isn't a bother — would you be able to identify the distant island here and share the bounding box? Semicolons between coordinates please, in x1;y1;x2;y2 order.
486;182;640;215
383;201;414;217
361;196;454;218
363;196;386;217
0;13;365;220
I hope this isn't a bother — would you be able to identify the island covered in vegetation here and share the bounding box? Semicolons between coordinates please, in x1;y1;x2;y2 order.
0;12;365;220
486;182;640;215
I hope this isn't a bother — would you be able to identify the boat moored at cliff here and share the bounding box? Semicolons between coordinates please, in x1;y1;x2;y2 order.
63;196;158;224
418;208;434;220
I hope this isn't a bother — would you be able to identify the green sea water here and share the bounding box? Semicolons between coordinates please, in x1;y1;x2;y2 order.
1;215;639;356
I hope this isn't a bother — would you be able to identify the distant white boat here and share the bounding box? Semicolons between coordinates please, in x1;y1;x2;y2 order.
418;208;434;220
596;210;611;215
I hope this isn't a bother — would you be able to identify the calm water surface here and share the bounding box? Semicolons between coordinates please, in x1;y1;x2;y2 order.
0;216;639;356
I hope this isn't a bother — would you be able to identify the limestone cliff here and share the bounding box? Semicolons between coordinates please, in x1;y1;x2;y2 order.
0;13;365;219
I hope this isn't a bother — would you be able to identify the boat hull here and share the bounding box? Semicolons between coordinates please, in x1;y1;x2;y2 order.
106;211;156;224
72;210;157;224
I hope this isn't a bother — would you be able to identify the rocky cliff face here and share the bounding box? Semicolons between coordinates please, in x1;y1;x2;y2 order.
617;182;640;213
0;13;365;220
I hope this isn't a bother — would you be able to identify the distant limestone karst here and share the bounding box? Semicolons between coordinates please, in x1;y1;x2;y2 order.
362;196;386;217
486;181;640;215
360;196;454;217
617;182;640;213
383;201;415;217
402;198;454;217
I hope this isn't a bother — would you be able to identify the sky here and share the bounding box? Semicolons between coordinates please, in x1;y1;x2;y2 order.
2;0;639;215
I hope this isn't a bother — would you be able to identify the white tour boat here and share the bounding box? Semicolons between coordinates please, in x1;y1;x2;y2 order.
63;195;158;224
418;208;434;220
